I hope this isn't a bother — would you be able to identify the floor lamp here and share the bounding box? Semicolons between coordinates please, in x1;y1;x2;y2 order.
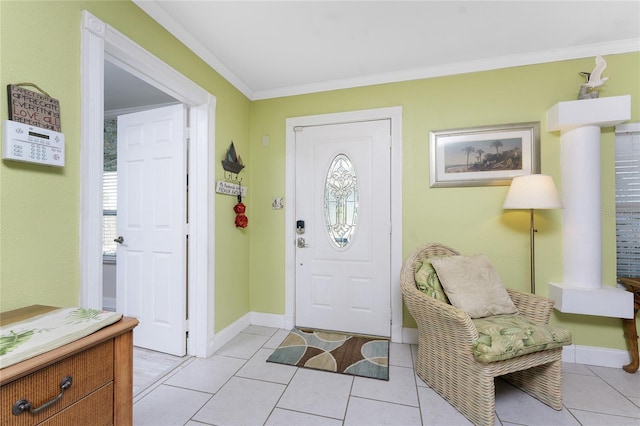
503;174;563;294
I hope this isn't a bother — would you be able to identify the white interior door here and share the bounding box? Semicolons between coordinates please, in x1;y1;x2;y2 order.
295;120;391;337
116;104;187;356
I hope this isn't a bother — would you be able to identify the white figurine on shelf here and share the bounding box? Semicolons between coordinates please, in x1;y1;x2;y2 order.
578;56;608;99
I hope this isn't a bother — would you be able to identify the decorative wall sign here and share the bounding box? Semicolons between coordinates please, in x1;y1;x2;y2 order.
7;84;61;132
216;180;247;197
429;122;540;187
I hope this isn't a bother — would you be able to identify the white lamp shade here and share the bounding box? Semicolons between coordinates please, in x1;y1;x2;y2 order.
503;174;563;209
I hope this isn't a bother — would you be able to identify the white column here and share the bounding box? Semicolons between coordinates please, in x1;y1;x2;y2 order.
560;125;602;288
547;95;634;318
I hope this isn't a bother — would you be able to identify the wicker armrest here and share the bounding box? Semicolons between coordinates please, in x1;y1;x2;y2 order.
507;289;554;324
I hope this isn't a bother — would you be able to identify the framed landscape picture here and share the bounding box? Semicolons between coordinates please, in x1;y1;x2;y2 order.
429;122;540;187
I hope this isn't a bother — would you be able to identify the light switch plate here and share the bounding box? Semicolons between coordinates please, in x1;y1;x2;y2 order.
272;197;284;210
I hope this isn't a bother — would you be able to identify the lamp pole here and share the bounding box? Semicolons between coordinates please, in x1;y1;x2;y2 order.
529;209;536;294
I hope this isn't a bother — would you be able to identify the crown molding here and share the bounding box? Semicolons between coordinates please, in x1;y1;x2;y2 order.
252;38;640;100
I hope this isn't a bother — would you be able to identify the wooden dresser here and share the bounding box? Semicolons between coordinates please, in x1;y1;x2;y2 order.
0;305;138;425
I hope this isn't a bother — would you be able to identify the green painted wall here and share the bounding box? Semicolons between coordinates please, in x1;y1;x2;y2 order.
1;0;638;352
0;0;251;332
248;53;640;350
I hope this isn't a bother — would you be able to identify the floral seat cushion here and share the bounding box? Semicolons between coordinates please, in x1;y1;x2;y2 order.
414;259;450;303
0;307;123;368
472;314;572;363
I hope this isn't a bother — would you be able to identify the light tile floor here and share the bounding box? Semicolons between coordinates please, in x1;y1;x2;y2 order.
133;325;640;426
133;347;187;396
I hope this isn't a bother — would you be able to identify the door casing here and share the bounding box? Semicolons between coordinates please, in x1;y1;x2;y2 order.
285;107;403;342
80;11;216;357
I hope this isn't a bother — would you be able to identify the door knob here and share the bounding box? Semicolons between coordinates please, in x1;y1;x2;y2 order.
297;237;309;248
114;236;124;244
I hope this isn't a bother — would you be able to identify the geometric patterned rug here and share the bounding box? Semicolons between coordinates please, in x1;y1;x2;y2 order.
266;328;389;380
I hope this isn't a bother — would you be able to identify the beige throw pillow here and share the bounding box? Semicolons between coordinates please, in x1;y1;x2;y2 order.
430;254;517;318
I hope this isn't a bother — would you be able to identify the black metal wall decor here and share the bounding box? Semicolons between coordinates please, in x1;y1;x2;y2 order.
221;141;244;181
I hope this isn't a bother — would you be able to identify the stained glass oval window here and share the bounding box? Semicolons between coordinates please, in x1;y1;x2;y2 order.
324;154;359;248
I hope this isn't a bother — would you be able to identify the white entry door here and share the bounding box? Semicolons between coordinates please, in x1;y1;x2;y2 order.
295;120;391;337
116;104;187;356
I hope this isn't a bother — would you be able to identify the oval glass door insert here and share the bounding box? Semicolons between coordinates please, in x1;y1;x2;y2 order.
324;154;359;248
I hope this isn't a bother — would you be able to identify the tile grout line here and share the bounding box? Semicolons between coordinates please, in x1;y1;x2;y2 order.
133;354;195;404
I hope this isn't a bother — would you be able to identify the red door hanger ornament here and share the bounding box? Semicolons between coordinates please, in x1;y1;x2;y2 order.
234;195;248;228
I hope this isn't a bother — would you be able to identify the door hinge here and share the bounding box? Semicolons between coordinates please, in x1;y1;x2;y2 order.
184;224;190;236
185;319;190;332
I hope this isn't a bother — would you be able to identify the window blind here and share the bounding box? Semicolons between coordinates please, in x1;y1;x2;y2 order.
615;123;640;278
103;171;118;258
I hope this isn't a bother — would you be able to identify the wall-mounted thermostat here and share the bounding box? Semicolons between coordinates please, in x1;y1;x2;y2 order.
2;120;65;167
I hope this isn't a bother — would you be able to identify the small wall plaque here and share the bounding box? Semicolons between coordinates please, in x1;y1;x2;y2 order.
7;84;61;132
216;181;247;197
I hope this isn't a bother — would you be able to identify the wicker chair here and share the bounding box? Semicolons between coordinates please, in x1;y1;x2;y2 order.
401;243;567;426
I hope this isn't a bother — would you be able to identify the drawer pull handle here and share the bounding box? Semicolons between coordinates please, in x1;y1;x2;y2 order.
12;376;73;416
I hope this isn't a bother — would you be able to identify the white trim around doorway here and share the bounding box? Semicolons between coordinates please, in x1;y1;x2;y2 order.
80;11;216;358
284;107;403;342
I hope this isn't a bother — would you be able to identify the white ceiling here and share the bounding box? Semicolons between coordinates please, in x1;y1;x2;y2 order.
104;60;178;112
131;1;640;101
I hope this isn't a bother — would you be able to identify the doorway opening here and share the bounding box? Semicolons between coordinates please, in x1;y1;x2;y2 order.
81;10;216;358
102;59;181;314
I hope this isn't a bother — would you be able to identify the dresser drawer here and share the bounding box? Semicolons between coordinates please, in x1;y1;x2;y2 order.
40;383;113;426
1;340;114;426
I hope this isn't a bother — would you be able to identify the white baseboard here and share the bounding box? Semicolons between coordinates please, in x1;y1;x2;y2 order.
248;312;405;339
391;324;404;343
403;327;419;344
232;312;401;339
250;312;286;329
283;314;295;331
562;344;631;368
251;313;402;341
211;312;251;353
211;312;287;353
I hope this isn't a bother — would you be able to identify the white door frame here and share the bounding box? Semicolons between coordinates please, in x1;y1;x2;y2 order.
285;107;403;342
80;11;216;357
